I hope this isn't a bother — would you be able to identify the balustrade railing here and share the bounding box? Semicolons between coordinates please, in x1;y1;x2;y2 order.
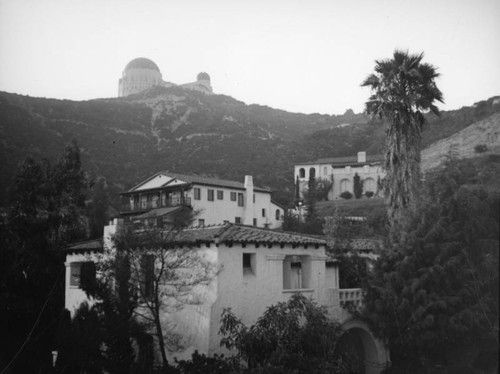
121;197;191;212
328;288;364;309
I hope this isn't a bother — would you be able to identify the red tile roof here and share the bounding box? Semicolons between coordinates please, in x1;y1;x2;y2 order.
170;223;326;247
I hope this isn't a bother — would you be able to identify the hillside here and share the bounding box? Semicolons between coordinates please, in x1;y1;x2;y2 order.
1;87;499;207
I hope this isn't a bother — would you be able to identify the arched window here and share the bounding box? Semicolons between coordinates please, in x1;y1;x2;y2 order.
340;179;351;193
309;168;316;179
275;209;281;220
364;178;376;192
299;168;305;178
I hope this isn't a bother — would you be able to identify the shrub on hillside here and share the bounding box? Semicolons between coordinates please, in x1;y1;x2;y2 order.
475;144;488;153
339;191;353;200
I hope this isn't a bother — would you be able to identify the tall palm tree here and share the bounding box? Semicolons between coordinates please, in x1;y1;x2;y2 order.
361;50;443;231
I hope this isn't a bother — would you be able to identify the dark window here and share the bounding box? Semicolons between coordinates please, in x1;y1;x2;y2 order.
198;219;205;226
141;254;155;299
275;209;281;220
299;168;305;178
208;189;214;201
70;263;81;287
253;194;255;203
253;218;257;226
262;208;266;217
194;188;201;200
230;192;237;201
237;193;244;207
217;190;224;200
309;168;316;179
80;262;96;291
243;253;256;275
235;217;241;224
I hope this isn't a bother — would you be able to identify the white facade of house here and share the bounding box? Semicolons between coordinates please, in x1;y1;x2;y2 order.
65;220;389;373
121;173;284;229
294;152;385;200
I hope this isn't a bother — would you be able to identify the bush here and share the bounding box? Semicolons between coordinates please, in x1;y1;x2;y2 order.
339;191;353;200
475;144;488;153
365;191;374;198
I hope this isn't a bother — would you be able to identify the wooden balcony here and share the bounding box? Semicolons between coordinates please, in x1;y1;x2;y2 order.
121;197;192;213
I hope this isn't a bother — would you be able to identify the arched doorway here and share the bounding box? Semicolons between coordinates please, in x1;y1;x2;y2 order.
334;320;390;374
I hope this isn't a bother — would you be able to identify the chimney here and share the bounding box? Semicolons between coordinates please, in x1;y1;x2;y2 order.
244;175;254;225
357;151;366;163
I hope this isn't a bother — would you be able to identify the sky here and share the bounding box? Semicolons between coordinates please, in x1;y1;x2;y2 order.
0;0;499;115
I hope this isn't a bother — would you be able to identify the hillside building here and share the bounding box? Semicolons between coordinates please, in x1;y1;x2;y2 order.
294;152;385;200
118;57;213;97
119;172;284;230
65;220;390;373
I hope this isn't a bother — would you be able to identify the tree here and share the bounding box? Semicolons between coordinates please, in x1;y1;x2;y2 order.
361;50;444;233
353;173;363;199
219;293;351;373
87;177;110;239
0;140;89;373
361;158;499;373
113;226;218;371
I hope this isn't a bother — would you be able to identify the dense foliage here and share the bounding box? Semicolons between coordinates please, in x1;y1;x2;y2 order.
0;140;89;373
362;158;499;373
219;293;349;374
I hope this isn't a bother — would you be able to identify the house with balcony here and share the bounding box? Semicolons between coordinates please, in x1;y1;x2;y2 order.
120;172;284;229
65;219;390;373
294;152;385;200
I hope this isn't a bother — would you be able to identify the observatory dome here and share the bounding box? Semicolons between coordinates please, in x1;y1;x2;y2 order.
118;57;163;97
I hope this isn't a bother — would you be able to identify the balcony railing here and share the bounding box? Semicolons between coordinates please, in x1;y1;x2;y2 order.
121;197;192;212
328;288;364;309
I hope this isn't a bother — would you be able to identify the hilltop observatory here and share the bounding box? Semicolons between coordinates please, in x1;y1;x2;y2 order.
118;57;213;97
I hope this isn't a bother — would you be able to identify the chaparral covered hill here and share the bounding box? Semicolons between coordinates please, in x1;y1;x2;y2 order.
1;86;499;206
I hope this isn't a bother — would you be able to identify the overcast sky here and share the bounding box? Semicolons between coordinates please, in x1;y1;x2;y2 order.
0;0;499;115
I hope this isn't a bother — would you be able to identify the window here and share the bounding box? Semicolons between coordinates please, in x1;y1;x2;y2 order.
262;208;266;217
141;254;155;299
340;179;351;193
70;262;96;289
237;193;244;207
230;192;237;201
283;255;311;290
235;217;241;224
70;263;81;287
194;188;201;200
323;166;328;176
207;189;214;201
253;218;257;226
217;190;224;200
299;168;305;178
309;168;316;179
364;178;376;192
275;209;281;220
243;253;256;276
198;219;205;226
253;194;255;203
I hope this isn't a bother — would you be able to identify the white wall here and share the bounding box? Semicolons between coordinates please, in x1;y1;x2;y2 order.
187;185;283;229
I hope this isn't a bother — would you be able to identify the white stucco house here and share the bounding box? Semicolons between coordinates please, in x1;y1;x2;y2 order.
119;172;284;230
294;152;385;200
65;219;390;373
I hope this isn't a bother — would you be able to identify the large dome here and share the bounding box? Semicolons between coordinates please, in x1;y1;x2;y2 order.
124;58;160;72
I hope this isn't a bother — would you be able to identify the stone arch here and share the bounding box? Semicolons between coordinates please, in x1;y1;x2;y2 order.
335;319;390;374
340;178;351;192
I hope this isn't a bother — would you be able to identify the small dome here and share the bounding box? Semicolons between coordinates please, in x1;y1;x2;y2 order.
197;72;210;81
124;58;160;72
